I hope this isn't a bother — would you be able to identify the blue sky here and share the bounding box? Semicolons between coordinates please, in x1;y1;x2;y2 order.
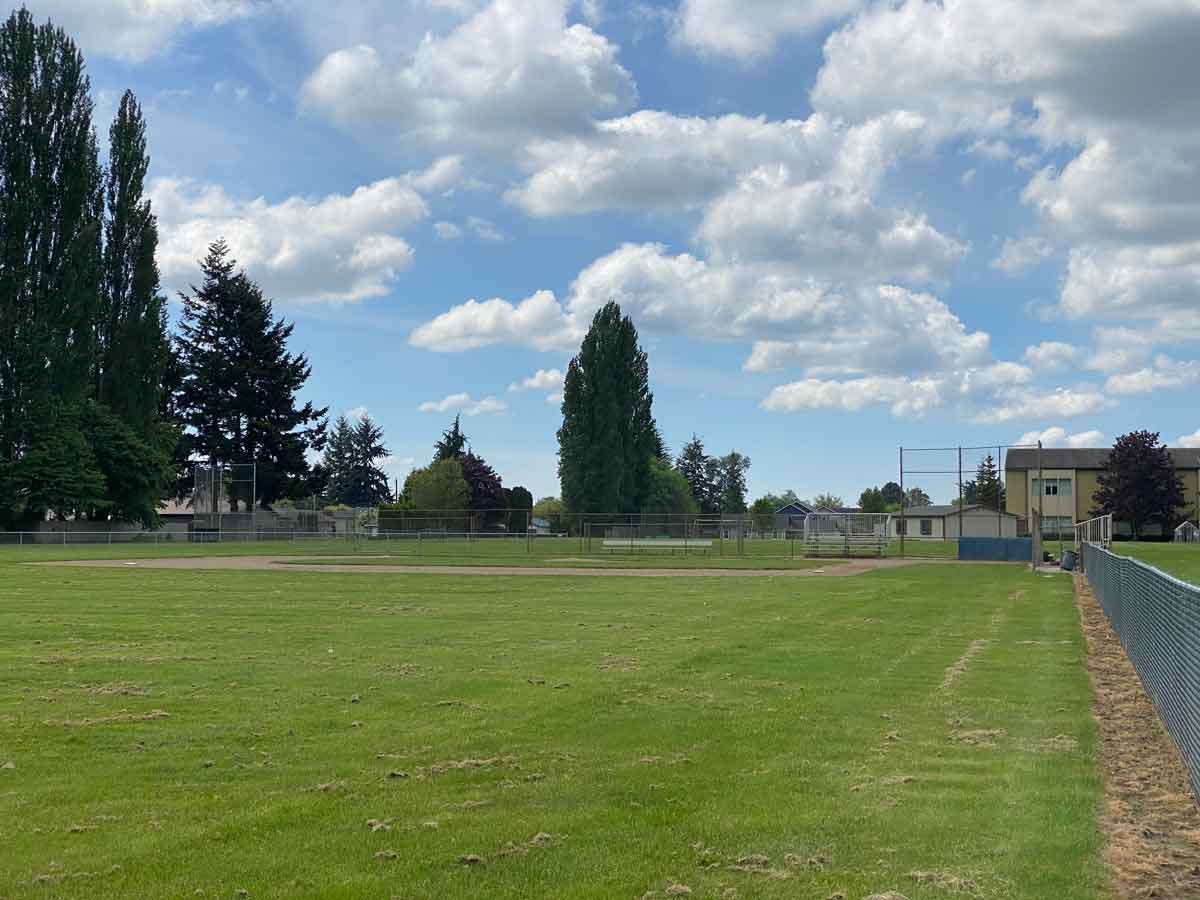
44;0;1200;504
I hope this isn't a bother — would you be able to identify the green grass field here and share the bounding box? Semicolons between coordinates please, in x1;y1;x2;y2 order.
0;551;1103;898
1112;541;1200;584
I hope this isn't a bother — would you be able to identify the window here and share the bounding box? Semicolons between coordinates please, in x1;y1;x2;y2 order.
896;519;908;536
920;519;933;537
1040;515;1073;537
1033;477;1073;497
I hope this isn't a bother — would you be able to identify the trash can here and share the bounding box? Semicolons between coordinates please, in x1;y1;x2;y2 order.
1062;549;1077;572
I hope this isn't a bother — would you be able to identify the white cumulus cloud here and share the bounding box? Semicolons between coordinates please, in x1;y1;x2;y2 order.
32;0;253;62
674;0;862;60
762;376;944;417
1105;356;1200;395
300;0;636;149
417;393;507;416
152;175;427;304
1023;341;1079;372
974;387;1113;425
509;369;565;392
991;236;1055;275
1016;427;1106;449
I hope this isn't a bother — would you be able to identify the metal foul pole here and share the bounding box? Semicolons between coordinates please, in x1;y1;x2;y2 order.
1036;440;1044;564
899;446;905;558
251;463;257;542
997;445;1003;538
958;446;964;543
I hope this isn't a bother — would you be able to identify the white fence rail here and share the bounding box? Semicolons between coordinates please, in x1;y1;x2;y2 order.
1074;514;1113;549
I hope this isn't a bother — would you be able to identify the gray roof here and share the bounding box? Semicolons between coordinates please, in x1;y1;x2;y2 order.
776;502;814;516
900;504;1017;518
1006;447;1200;471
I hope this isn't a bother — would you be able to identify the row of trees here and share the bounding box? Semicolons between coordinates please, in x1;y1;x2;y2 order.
0;11;335;529
371;416;535;529
0;11;176;529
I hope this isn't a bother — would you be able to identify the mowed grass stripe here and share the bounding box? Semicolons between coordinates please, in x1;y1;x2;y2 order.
0;561;1102;898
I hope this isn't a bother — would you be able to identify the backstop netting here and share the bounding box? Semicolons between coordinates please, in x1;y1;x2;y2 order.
803;512;891;557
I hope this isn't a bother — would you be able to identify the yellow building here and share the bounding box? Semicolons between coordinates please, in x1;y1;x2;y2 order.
1005;447;1200;536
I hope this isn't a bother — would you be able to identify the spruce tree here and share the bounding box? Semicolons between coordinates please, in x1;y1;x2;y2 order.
345;414;390;506
175;240;328;508
557;302;660;514
322;416;355;504
718;452;751;513
434;415;468;462
0;10;103;525
973;454;1004;509
676;435;714;512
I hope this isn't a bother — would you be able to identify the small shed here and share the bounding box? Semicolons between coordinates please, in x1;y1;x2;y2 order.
892;504;1021;539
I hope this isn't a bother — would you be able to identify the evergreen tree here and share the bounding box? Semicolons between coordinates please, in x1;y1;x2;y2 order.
717;451;751;513
175;240;328;508
1092;431;1186;539
322;416;355;504
505;485;534;531
434;415;468;462
558;302;660;514
344;414;390;506
0;10;103;525
83;400;174;526
97;90;169;431
676;435;715;512
11;402;105;522
973;454;1004;509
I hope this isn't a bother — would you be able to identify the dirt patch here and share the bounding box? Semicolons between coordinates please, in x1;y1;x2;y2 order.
949;728;1006;747
599;656;640;672
1018;734;1080;754
85;681;148;696
1076;574;1200;900
422;756;518;777
907;870;981;895
940;639;988;691
46;709;169;727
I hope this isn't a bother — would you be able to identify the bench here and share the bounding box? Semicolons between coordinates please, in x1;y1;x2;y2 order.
602;538;714;555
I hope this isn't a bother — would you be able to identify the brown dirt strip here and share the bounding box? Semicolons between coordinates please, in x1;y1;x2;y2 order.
37;556;931;577
1075;574;1200;899
29;556;1022;578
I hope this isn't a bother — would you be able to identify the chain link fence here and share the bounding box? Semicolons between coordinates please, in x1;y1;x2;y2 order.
1081;541;1200;801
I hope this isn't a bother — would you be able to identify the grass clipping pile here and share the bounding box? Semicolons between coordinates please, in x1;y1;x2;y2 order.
1075;574;1200;899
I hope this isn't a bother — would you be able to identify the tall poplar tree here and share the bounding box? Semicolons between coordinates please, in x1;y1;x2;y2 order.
557;302;660;514
0;10;103;525
97;90;168;429
175;240;328;508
